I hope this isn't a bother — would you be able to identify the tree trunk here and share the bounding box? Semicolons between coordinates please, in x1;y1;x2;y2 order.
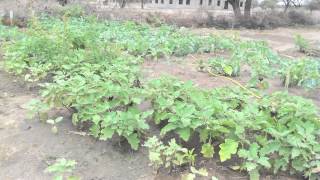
284;4;289;12
244;0;252;18
283;0;291;12
141;0;144;9
228;0;242;19
120;0;126;8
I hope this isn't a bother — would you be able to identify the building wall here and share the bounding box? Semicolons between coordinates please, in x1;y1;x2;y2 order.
94;0;245;10
147;0;245;10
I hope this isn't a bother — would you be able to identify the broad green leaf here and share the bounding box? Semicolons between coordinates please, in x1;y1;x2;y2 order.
149;152;162;163
223;65;233;76
245;162;258;171
92;115;101;125
160;123;177;136
257;157;271;168
199;129;209;143
248;143;259;160
201;143;214;158
260;141;280;155
291;148;300;159
126;133;140;150
177;128;191;141
89;124;100;138
100;128;114;140
219;139;238;162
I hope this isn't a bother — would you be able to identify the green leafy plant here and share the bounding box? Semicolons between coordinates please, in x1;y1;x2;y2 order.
3;13;320;180
24;99;50;121
280;58;320;89
219;139;239;162
45;158;79;180
201;143;214;158
97;108;153;150
208;57;240;77
294;34;310;53
144;136;196;172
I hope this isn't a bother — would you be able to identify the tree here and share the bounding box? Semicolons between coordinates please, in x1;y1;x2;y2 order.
227;0;243;18
227;0;253;19
291;0;303;7
282;0;291;12
244;0;252;18
119;0;127;8
307;0;320;12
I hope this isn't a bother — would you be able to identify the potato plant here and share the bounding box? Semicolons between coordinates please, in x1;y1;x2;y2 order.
147;79;320;179
208;57;240;77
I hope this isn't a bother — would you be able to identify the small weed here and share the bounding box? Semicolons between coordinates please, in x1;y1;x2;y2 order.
294;34;310;53
45;158;79;180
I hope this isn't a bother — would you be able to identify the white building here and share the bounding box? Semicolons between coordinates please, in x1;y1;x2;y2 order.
148;0;245;10
96;0;245;10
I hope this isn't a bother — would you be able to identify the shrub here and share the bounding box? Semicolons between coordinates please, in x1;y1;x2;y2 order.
205;13;235;29
241;11;290;29
288;10;315;25
307;0;320;12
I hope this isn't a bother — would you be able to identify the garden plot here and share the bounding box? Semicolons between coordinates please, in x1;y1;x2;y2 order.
0;13;320;180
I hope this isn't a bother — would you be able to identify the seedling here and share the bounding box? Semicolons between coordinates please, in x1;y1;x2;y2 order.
294;34;310;53
46;117;64;134
45;158;79;180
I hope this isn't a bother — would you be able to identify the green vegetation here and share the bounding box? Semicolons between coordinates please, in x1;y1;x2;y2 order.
294;34;310;53
144;136;196;171
1;14;320;180
45;158;79;180
208;57;240;77
280;58;320;89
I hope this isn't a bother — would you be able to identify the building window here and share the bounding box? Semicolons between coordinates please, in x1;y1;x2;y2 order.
224;1;228;9
179;0;183;4
155;0;158;3
217;0;220;6
169;0;173;4
186;0;190;5
161;0;164;3
200;0;203;5
240;1;243;7
208;0;212;5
